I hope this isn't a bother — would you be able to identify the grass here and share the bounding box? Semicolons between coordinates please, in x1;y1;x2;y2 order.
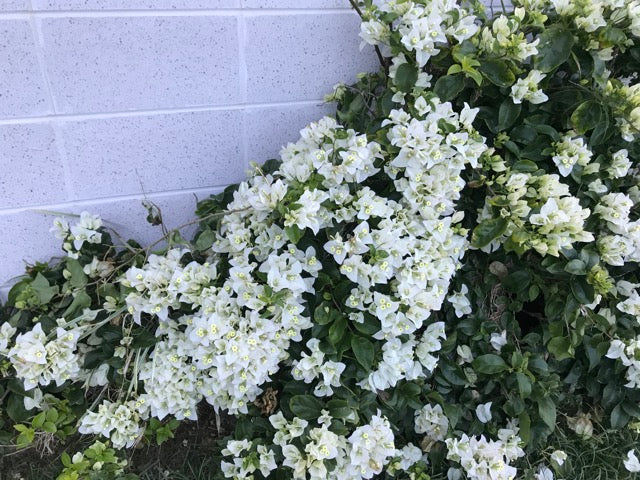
542;423;640;479
1;413;638;479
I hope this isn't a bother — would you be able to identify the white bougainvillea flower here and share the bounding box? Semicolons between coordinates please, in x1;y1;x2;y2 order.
535;466;554;480
448;285;472;318
625;450;640;472
550;450;567;466
475;402;493;424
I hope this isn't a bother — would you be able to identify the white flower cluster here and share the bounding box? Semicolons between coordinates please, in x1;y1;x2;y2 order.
221;439;277;479
551;0;638;40
445;422;525;480
478;9;539;62
607;80;640;141
137;331;200;421
447;285;472;318
360;0;479;68
50;212;103;259
0;322;16;354
78;399;148;449
551;132;593;177
122;249;216;324
479;170;594;256
594;192;640;266
607;148;632;179
317;100;487;391
292;339;346;397
415;321;447;372
7;323;82;390
607;332;640;388
112;117;392;418
222;412;401;480
510;70;548;105
415;403;449;446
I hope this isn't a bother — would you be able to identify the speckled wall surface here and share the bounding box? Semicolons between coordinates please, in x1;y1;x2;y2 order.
0;1;379;294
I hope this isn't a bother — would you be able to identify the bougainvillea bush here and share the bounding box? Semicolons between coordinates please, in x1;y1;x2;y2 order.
3;0;640;478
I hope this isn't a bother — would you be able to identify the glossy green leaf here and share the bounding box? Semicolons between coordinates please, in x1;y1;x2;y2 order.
434;74;465;101
535;27;574;72
472;354;509;375
479;59;515;87
471;217;509;248
290;395;324;420
395;63;418;93
351;336;375;370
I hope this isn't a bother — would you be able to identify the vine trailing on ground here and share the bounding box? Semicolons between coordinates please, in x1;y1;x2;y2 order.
2;0;640;478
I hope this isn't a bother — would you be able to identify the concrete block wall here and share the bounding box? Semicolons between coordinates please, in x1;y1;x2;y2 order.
0;1;379;294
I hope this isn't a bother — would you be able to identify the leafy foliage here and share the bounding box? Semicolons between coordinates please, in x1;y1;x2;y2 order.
2;0;640;479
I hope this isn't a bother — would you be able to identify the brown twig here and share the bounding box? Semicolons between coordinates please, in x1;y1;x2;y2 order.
142;207;252;259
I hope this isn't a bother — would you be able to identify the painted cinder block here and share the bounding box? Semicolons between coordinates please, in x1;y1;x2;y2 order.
0;20;50;119
0;210;60;289
0;1;29;11
38;15;241;113
59;109;246;200
0;187;222;288
242;0;347;8
31;0;240;9
244;101;335;165
0;123;68;208
244;12;379;103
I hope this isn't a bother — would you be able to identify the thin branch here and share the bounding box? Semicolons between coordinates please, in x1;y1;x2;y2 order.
347;0;363;16
347;0;389;73
142;207;252;255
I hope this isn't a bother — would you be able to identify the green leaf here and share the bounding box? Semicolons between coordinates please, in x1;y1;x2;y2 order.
32;273;59;305
471;217;509;248
328;316;348;345
472;354;509;375
510;125;538;144
351;336;375;370
131;328;159;349
479;59;515;87
66;258;88;289
512;160;538;173
535;27;575;73
16;428;35;447
289;395;324;420
538;396;556;428
62;291;92;318
564;259;587;275
589;116;614;147
314;304;334;325
498;99;521;131
7;394;30;422
502;270;531;293
570;276;595;305
433;74;465;101
571;100;603;134
285;225;304;245
194;229;216;251
515;372;532;398
42;421;57;433
547;336;573;360
611;403;630;429
519;411;531;446
32;412;46;428
45;409;59;423
327;399;353;419
395;63;419;93
380;90;396;116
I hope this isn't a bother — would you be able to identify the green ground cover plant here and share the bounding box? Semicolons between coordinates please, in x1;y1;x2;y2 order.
3;0;640;478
